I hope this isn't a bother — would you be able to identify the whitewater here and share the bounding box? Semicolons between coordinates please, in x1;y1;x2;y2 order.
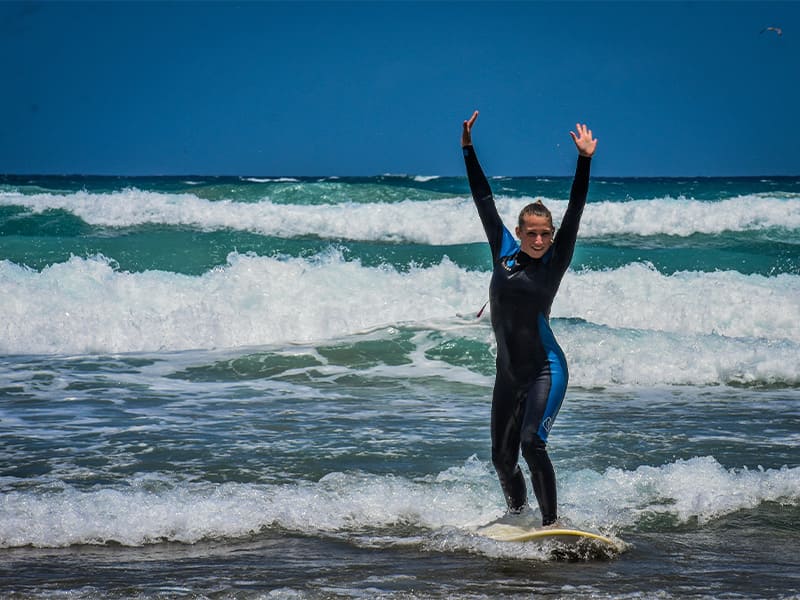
1;173;799;599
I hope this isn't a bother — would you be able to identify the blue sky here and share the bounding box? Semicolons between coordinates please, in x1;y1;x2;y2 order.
2;1;798;176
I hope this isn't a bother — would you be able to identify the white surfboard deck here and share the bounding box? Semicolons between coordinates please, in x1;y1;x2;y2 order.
477;522;618;546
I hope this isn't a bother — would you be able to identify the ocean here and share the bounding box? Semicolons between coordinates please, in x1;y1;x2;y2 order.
1;172;799;599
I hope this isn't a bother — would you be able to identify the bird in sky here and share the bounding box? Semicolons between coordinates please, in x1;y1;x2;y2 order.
760;26;783;36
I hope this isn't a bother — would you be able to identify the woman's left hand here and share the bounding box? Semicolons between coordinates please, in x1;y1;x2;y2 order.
570;123;598;157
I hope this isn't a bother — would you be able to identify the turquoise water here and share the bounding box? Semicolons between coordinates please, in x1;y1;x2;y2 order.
1;173;799;598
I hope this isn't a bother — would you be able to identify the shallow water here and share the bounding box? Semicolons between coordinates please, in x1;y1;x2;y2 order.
2;173;798;598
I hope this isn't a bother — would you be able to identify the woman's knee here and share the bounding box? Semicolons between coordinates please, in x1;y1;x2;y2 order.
491;447;518;476
520;433;548;468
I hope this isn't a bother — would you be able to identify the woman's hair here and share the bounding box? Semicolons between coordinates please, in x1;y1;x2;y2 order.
518;200;554;230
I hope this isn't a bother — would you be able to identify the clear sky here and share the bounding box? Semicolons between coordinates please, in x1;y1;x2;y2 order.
2;1;798;177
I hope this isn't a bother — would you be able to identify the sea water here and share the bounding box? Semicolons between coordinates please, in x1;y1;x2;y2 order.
1;173;798;598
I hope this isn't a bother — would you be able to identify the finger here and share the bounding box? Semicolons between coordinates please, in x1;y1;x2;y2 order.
468;110;479;128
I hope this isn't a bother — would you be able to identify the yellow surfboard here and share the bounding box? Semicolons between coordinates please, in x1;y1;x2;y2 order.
478;523;618;546
475;523;626;562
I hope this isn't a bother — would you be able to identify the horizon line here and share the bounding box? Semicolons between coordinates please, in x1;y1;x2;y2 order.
2;171;799;179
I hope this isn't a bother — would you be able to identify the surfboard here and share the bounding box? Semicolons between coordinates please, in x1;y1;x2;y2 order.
477;522;618;546
477;523;625;560
471;508;625;559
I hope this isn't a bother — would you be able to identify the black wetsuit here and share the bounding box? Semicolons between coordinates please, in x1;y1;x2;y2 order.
464;145;591;525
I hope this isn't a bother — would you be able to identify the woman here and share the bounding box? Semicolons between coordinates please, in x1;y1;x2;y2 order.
462;111;597;526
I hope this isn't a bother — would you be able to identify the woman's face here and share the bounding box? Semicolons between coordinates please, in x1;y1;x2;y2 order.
515;214;554;259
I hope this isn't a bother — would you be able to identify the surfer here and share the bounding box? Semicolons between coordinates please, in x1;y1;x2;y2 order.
461;111;597;526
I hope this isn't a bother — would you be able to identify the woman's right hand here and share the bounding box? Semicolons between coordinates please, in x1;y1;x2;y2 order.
462;110;479;147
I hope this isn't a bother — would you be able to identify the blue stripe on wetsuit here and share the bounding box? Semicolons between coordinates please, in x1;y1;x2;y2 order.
536;313;569;442
499;226;519;263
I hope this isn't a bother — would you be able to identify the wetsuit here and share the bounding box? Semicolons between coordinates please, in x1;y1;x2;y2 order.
463;144;591;525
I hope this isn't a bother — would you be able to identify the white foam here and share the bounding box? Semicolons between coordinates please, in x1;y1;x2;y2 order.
1;255;798;385
2;456;796;549
1;190;797;243
557;263;800;342
580;194;800;237
0;252;486;355
558;322;799;386
0;458;493;549
564;456;800;528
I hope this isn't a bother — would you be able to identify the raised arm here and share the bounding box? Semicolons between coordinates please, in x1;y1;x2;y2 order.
462;111;516;261
552;123;598;272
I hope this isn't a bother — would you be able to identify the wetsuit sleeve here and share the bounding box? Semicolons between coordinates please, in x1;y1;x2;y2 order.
551;155;592;274
463;145;517;262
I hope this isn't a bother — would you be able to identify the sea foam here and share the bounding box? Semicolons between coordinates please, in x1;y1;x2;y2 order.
558;263;800;342
0;252;484;355
1;254;798;370
1;456;796;549
1;190;798;243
